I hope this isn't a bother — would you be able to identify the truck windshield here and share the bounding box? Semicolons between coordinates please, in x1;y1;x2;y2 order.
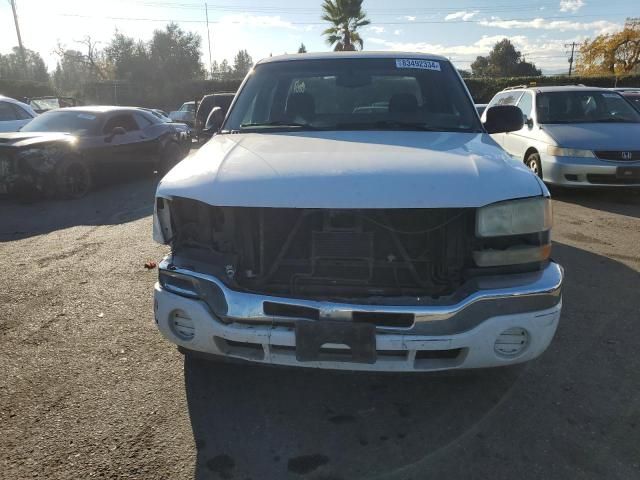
536;91;640;124
224;58;482;133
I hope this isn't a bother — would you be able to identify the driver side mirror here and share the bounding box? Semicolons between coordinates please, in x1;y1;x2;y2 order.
105;126;126;142
483;105;525;134
204;107;224;134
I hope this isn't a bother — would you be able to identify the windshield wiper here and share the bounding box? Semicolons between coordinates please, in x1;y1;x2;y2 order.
239;121;318;130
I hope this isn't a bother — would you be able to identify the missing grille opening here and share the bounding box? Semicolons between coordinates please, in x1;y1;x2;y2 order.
263;302;320;320
352;311;414;328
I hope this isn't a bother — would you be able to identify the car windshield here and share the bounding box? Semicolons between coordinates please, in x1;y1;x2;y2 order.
180;103;195;112
224;58;482;133
21;110;100;134
537;91;640;124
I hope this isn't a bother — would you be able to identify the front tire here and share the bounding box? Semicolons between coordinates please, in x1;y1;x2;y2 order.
525;152;542;179
55;156;92;199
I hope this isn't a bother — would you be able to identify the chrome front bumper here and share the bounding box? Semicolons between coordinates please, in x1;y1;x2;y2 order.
154;258;563;371
541;154;640;187
158;257;562;336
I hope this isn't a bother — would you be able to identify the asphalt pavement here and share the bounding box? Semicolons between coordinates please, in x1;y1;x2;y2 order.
1;175;639;480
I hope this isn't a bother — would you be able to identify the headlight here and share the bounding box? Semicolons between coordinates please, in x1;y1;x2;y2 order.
476;197;552;238
153;197;173;244
546;146;594;158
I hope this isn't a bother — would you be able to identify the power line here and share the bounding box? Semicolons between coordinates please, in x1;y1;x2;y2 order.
54;12;631;25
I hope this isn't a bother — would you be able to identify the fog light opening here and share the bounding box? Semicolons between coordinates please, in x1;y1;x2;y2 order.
494;327;529;357
170;309;195;341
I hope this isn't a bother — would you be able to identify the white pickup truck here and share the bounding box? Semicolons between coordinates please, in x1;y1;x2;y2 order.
152;52;563;372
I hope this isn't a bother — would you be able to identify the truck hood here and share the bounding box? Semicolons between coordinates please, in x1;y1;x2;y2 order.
157;131;542;209
542;123;640;150
0;131;76;148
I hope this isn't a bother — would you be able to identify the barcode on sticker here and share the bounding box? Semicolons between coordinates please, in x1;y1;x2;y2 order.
395;59;441;71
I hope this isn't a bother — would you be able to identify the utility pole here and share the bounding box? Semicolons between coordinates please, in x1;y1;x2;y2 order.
565;42;578;76
205;3;213;79
9;0;26;67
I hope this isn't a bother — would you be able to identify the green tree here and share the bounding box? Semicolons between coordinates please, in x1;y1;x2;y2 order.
298;43;307;53
321;0;370;51
104;32;152;83
232;49;253;78
471;39;541;77
149;23;205;82
217;59;233;80
52;36;110;93
0;47;49;82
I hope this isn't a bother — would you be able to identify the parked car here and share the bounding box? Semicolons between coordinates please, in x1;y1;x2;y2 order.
482;85;640;186
142;108;193;148
152;52;563;372
0;106;187;198
29;96;80;114
169;101;196;126
194;92;236;139
611;88;640;113
475;103;488;116
0;96;37;132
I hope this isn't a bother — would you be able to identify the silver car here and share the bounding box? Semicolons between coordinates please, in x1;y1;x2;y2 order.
0;96;37;133
482;86;640;187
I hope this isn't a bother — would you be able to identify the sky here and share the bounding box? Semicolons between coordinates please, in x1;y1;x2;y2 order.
0;0;637;75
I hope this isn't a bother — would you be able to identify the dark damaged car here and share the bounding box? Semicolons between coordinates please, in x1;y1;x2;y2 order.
0;106;188;199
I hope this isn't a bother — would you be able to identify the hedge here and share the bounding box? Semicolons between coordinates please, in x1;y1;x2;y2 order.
0;79;55;102
465;75;640;103
82;79;244;111
3;74;640;109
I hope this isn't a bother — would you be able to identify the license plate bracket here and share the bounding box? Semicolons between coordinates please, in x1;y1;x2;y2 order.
295;321;376;363
616;166;640;179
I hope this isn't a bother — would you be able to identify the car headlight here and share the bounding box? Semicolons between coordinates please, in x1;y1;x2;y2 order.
476;197;552;238
153;197;173;244
475;197;553;267
546;146;594;158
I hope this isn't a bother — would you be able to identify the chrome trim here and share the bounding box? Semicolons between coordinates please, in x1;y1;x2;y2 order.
159;257;563;335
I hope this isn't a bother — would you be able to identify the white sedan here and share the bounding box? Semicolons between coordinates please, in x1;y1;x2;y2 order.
0;96;37;132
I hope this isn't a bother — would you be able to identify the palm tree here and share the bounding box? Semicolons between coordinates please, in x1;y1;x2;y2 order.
321;0;371;51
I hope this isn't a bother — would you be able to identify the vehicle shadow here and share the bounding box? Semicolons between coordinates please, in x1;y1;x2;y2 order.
550;186;640;219
0;171;159;242
185;356;522;480
183;241;640;480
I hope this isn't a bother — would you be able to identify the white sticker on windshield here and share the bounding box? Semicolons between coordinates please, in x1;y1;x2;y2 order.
395;59;441;71
77;113;96;120
602;93;620;98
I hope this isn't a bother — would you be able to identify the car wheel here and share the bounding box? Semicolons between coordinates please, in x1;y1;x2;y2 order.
55;156;92;199
159;142;184;175
525;152;542;178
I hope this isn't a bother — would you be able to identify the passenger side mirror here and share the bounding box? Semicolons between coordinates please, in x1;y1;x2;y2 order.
105;126;126;142
204;107;224;133
483;105;525;134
